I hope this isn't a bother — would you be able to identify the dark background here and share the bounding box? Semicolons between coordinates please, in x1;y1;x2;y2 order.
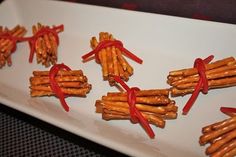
61;0;236;24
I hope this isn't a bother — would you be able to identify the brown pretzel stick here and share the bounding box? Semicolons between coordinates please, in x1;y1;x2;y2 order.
167;57;236;97
30;75;87;85
30;69;92;97
107;89;169;97
202;117;236;134
95;88;177;129
199;116;236;156
32;70;83;76
31;87;91;97
89;32;134;85
0;25;26;68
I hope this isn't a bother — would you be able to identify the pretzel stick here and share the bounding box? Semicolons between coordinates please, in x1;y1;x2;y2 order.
202;117;236;134
107;47;114;76
116;48;133;75
112;46;119;76
107;89;169;97
30;82;91;90
117;60;125;79
31;87;91;97
30;75;87;85
90;37;98;49
49;33;58;62
33;70;83;76
100;49;108;79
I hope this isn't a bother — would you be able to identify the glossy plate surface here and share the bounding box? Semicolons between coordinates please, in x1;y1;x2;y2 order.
0;0;236;156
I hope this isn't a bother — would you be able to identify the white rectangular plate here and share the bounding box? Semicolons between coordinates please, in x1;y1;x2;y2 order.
0;0;236;156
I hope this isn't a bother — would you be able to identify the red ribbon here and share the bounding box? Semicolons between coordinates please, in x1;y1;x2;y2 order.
49;63;71;112
82;40;143;64
114;76;155;138
182;55;214;115
220;107;236;117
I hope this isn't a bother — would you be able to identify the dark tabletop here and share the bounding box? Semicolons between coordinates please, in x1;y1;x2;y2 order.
1;0;236;157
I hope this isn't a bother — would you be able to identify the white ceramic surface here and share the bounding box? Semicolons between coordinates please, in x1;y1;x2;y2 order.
0;0;236;156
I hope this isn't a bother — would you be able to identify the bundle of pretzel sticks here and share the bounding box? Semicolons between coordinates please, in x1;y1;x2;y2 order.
95;89;178;128
30;69;92;97
167;56;236;97
90;32;134;85
32;23;62;67
0;25;26;68
199;116;236;157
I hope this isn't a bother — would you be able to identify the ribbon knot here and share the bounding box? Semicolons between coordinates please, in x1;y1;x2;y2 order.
114;76;154;138
127;87;140;123
25;25;64;63
82;40;143;64
183;55;214;115
49;63;71;112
